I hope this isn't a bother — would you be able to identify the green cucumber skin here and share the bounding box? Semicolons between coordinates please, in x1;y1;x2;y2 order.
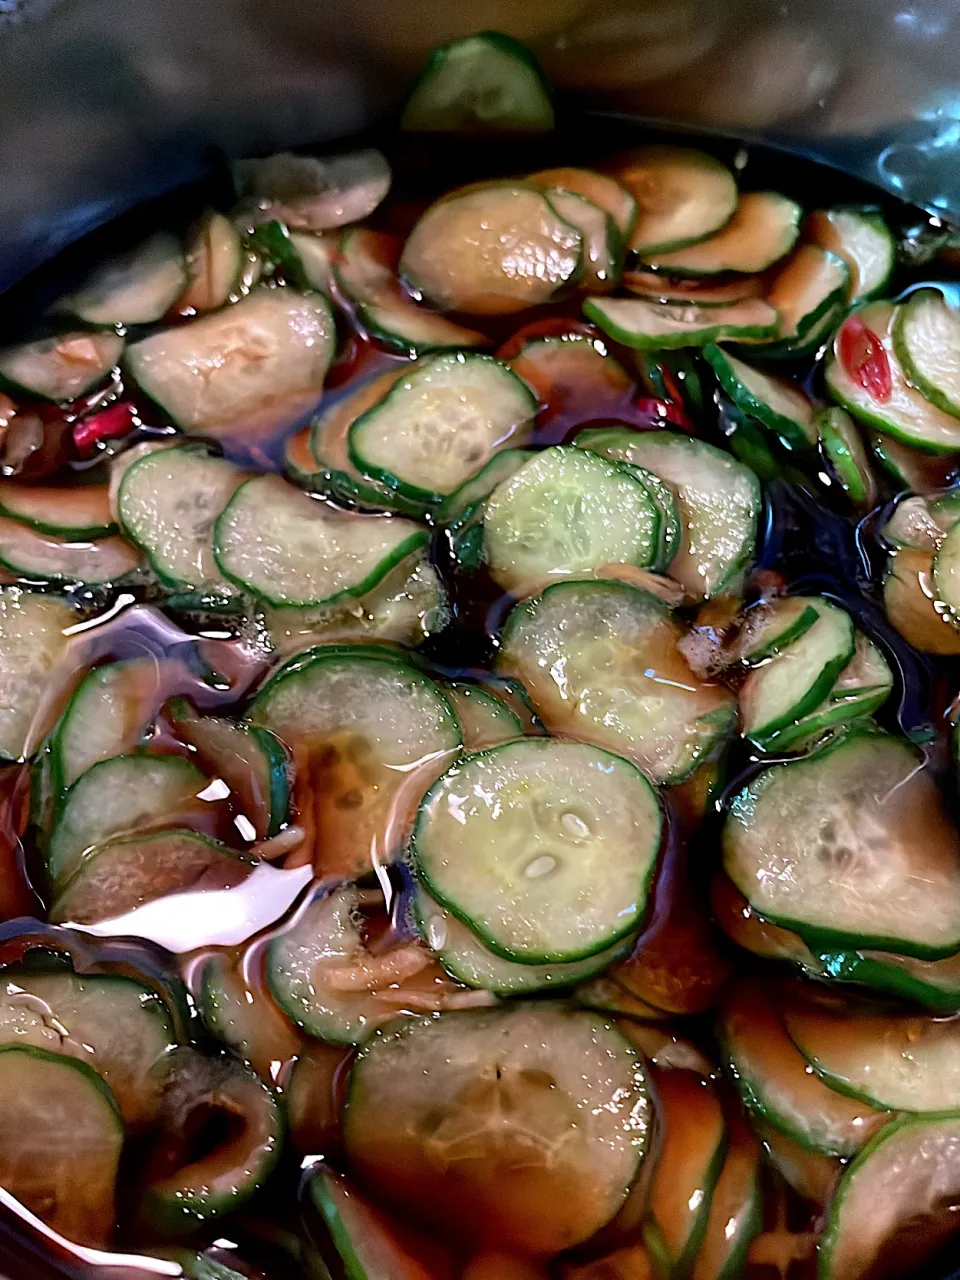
704;345;814;453
0;497;116;540
818;410;873;506
247;725;291;838
760;696;890;754
583;299;779;351
310;1172;371;1280
892;290;960;421
741;604;820;665
738;304;843;363
306;456;429;519
48;660;148;798
745;627;856;747
816;950;960;1016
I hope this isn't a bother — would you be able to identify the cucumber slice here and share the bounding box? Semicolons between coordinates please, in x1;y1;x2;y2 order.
0;517;141;585
759;634;893;753
0;965;177;1126
761;245;850;344
348;352;535;505
54;231;186;326
883;548;960;655
544;189;621;291
232;148;391;233
479;445;660;593
47;753;210;889
611;146;737;256
311;371;426;515
0;330;123;403
820;947;960;1017
137;1046;281;1236
818;1113;960;1280
118;443;246;599
196;953;300;1082
284;424;323;489
583;296;779;350
705;346;817;450
261;550;448;657
574;428;761;598
51;829;251;926
818;407;877;508
575;977;665;1022
336;229;488;355
248;646;460;880
440;682;523;750
266;883;428;1045
643;192;801;276
50;657;174;793
690;1117;763;1280
126;287;336;440
498;579;736;784
626;463;682;573
883;494;957;550
895;288;960;420
286;1039;350;1157
754;1121;839;1206
0;481;114;538
528;167;637;238
825;302;960;454
934;519;960;618
168;699;289;840
343;1004;650;1254
214;475;426;608
289;231;336;292
723;728;960;958
623;270;765;307
738;597;821;663
711;874;823;971
399;184;582;315
805;206;895;304
413;737;661;964
738;598;856;746
177;212;244;313
719;982;888;1156
0;588;74;762
784;1003;960;1113
401;32;554;133
869;432;959;493
414;888;628;996
437;448;535;528
645;1069;728;1276
0;1045;123;1246
507;332;635;414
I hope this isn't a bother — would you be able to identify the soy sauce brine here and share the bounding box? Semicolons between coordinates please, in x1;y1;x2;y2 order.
0;30;959;1280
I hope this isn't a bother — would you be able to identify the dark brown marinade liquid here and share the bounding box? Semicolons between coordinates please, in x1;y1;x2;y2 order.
0;122;956;1279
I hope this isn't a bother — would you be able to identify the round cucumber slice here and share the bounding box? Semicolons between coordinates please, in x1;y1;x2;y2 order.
232;149;391;234
343;1004;650;1254
819;1113;960;1280
214;474;427;608
544;188;621;291
724;728;960;958
498;579;736;785
705;345;817;451
642;192;801;276
197;953;300;1083
413;888;628;995
720;982;888;1157
399;184;583;315
54;231;186;326
0;587;75;763
583;296;779;350
248;646;461;879
611;146;737;256
0;517;141;586
137;1046;281;1236
480;445;660;593
884;548;960;655
178;211;244;313
893;288;960;421
805;205;895;304
412;737;662;964
528;166;637;238
440;682;523;750
0;1044;123;1247
761;244;850;343
0;330;123;404
0;481;115;538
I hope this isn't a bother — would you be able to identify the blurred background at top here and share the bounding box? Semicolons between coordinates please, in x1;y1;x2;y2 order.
0;0;958;285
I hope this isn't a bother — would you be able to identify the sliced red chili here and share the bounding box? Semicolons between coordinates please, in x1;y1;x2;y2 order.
838;314;892;403
72;401;137;456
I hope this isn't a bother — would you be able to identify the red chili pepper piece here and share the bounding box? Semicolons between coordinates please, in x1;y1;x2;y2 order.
72;401;137;456
838;314;892;403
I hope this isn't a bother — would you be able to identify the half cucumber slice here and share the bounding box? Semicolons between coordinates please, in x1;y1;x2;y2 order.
805;205;895;304
893;287;960;420
583;296;778;350
479;445;660;593
412;737;661;964
336;228;488;355
343;1004;650;1254
0;330;123;403
348;352;535;505
126;287;336;440
400;183;582;315
642;192;801;276
214;475;427;608
54;231;186;326
400;32;554;133
724;728;960;958
611;146;737;256
825;301;960;454
574;428;761;598
177;212;245;313
705;345;817;450
248;646;461;879
137;1046;281;1236
0;588;75;762
498;579;736;784
0;481;115;538
0;1045;123;1247
232;149;391;234
818;407;877;508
